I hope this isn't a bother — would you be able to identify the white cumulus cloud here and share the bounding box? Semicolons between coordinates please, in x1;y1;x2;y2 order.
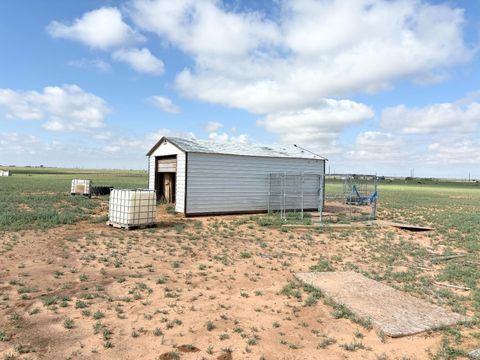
0;84;110;132
125;0;471;154
0;132;41;155
47;7;143;49
112;47;164;75
68;58;111;72
345;131;413;163
127;0;280;57
208;132;249;144
205;121;223;132
381;97;480;134
147;95;180;113
257;99;374;154
426;139;480;165
48;8;165;75
128;0;470;114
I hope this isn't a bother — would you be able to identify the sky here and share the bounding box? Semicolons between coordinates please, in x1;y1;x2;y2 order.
0;0;479;178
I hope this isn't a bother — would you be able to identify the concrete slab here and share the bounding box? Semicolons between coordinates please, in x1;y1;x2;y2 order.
379;220;433;232
283;221;379;231
283;219;432;232
469;349;480;359
296;271;467;337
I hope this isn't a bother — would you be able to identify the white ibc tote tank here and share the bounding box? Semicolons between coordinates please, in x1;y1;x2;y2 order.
108;189;156;228
71;179;91;195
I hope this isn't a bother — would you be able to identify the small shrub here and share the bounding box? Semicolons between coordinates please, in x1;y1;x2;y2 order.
318;337;336;348
0;330;11;342
165;205;176;214
93;311;104;320
63;318;75;329
310;257;335;272
206;321;215;331
219;333;230;340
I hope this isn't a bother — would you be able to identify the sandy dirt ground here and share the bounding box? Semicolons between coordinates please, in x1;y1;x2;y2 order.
0;208;476;360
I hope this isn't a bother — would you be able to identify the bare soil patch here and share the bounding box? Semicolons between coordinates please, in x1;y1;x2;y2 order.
0;207;477;359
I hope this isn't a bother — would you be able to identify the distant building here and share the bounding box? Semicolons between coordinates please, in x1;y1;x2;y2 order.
146;137;326;216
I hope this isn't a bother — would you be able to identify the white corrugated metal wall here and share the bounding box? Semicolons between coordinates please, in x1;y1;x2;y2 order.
185;152;324;214
148;140;186;213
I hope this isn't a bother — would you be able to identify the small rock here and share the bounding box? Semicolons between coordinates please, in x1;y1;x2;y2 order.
469;349;480;359
177;344;200;353
217;352;233;360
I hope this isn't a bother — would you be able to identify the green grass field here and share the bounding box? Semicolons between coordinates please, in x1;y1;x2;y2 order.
1;167;479;232
0;167;147;231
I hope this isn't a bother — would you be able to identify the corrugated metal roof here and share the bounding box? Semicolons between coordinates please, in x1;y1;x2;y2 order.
164;136;325;160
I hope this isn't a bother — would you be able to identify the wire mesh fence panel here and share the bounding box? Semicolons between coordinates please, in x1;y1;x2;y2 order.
268;173;324;220
284;174;303;218
268;173;283;215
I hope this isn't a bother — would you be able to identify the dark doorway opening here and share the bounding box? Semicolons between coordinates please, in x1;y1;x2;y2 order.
155;155;177;203
155;172;176;203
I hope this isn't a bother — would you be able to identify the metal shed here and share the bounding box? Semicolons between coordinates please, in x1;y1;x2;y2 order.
146;137;326;216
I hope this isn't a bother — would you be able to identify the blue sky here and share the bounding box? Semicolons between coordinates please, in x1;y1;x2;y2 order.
0;0;479;178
